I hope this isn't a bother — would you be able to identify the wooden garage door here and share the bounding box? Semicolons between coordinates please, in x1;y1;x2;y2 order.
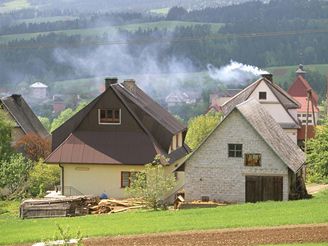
246;176;283;203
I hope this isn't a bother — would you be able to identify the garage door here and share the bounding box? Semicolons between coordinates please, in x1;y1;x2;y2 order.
245;176;283;203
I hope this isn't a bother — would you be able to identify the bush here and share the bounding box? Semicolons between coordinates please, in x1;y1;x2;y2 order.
0;153;33;199
307;123;328;183
28;160;60;197
126;155;176;210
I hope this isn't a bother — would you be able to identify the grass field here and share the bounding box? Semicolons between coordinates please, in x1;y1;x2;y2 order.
267;64;328;84
0;21;224;44
15;16;79;25
1;190;328;245
0;0;30;13
149;8;170;15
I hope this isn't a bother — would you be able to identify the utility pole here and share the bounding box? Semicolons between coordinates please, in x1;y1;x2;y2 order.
303;89;311;182
326;74;328;117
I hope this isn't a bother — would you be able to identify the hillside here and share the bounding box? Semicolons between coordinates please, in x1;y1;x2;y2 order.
0;0;259;13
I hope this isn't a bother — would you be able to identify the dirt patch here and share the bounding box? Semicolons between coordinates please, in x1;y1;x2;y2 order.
307;184;328;194
84;224;328;246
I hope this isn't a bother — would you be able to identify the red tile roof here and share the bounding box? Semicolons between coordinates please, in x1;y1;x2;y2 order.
288;76;319;105
293;97;319;113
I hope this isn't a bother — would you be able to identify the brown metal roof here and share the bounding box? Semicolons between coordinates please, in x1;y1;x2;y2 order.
47;131;161;164
0;94;49;139
47;81;189;165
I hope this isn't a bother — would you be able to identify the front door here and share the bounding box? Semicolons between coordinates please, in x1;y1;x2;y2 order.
246;176;283;203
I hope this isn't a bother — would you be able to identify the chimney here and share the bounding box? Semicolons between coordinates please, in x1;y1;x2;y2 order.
12;94;22;105
261;73;273;82
105;77;118;89
296;64;307;78
123;79;137;94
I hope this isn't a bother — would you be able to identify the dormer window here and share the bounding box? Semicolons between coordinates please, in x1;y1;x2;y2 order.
98;109;121;124
259;92;267;100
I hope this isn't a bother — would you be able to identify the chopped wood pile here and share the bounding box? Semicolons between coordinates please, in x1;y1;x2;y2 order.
89;198;145;214
20;196;99;219
174;195;228;209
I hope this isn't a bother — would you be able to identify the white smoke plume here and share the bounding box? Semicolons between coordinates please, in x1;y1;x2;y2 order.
207;60;268;85
53;31;196;96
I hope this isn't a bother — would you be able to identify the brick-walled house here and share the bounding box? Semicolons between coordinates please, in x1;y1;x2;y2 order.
221;74;301;144
176;99;305;203
0;94;50;144
46;78;190;197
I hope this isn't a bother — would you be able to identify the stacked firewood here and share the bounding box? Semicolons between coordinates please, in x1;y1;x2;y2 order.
89;198;145;214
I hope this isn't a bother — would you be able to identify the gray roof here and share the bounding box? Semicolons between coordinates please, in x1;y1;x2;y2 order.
221;77;300;129
0;94;49;138
237;99;305;173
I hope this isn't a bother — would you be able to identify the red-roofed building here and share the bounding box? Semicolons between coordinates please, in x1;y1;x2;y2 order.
288;65;319;144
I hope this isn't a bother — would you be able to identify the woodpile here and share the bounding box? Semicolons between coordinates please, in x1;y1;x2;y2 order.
89;198;145;214
174;196;229;210
20;196;99;219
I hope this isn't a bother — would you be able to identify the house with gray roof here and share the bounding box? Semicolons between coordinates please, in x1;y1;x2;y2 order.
178;99;305;203
0;94;50;144
221;74;301;143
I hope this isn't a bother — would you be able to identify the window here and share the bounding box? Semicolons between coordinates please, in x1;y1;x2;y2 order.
245;154;261;166
121;171;137;188
259;92;267;100
228;144;242;158
99;109;120;124
297;114;301;118
302;114;307;117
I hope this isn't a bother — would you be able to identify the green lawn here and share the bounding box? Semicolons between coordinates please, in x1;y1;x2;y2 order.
1;190;328;245
0;0;30;13
0;21;223;44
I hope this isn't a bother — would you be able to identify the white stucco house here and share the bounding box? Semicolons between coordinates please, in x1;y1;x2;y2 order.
221;74;301;144
176;99;305;203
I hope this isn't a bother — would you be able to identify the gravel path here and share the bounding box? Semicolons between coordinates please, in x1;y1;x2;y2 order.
84;224;328;246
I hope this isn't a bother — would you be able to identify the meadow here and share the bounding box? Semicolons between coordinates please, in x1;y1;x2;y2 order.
1;190;328;245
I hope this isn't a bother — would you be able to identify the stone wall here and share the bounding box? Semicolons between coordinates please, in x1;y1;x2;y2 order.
184;110;289;203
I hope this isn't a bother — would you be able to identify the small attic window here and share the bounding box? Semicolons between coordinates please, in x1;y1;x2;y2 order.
259;92;267;100
98;109;121;124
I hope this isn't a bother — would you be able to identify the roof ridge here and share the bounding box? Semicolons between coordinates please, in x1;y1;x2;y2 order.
221;78;261;108
236;100;304;172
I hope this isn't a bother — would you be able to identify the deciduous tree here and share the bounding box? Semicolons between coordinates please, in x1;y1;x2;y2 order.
185;112;221;150
15;133;51;161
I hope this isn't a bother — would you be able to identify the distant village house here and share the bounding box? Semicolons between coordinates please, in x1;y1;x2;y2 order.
30;82;48;99
0;94;50;144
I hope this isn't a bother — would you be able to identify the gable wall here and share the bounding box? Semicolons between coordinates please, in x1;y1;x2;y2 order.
78;88;144;133
248;81;298;143
184;110;289;203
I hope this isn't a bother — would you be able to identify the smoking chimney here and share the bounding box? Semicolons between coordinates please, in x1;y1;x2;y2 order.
261;72;273;82
123;79;137;94
105;77;118;89
296;64;307;78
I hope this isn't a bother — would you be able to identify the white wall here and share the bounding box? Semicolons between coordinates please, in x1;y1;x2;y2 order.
184;110;289;203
